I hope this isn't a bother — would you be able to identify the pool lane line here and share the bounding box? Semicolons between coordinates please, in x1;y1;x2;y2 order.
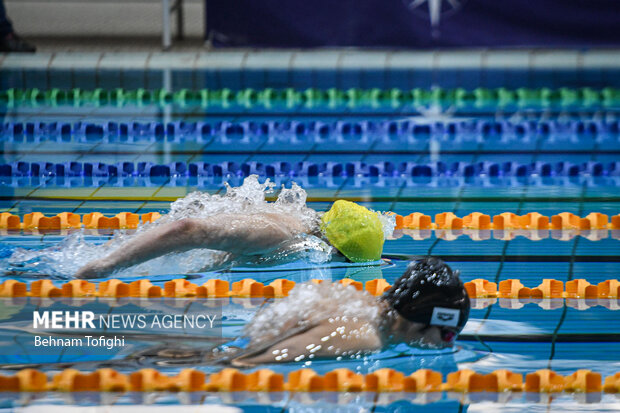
4;140;50;213
4;195;620;203
427;140;483;256
8;149;620;155
381;254;620;263
331;128;388;200
242;113;318;199
547;142;594;368
132;138;215;214
19;110;613;117
459;333;620;343
66;142;159;217
473;132;540;354
385;137;430;213
15;140;104;208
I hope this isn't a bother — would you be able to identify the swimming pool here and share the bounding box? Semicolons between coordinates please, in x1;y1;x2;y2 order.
0;51;619;412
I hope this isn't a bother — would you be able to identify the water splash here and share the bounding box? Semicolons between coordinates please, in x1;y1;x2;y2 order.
377;212;396;240
243;281;382;349
4;176;330;278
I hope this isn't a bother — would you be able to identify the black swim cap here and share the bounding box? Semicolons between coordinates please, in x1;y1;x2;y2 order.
382;258;470;333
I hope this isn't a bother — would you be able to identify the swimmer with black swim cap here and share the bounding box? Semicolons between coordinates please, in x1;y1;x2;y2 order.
379;258;470;347
227;257;470;366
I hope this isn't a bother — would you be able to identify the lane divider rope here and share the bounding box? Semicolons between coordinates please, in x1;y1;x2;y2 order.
0;278;618;300
1;160;619;178
3;87;620;108
2;120;620;145
1;211;618;232
0;367;617;393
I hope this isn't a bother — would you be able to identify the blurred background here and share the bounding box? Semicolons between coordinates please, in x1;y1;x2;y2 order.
3;0;620;51
0;2;619;412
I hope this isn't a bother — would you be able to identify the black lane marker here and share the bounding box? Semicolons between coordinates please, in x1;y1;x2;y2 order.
459;333;620;343
382;254;620;263
8;149;620;155
3;195;619;203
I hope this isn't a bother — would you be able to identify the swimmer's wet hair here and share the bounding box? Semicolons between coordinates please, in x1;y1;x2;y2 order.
382;257;470;333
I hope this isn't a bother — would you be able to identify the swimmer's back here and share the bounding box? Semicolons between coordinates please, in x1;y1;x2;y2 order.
232;316;382;366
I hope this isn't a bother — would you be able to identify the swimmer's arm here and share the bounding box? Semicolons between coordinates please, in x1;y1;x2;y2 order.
75;213;304;279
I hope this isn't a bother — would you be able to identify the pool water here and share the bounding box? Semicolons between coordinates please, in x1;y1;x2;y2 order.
0;60;619;412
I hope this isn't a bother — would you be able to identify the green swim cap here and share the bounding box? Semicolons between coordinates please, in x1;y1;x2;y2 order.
320;200;384;262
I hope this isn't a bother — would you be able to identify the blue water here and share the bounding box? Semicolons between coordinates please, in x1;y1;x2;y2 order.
0;67;619;412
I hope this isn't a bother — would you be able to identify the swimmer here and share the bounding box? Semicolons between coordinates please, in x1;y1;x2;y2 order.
0;257;469;370
224;257;470;366
75;198;386;279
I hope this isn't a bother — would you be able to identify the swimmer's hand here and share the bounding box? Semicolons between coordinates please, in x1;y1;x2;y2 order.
74;214;307;278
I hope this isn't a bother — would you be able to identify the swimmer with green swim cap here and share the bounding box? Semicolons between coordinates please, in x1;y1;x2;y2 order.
76;196;387;278
321;200;385;262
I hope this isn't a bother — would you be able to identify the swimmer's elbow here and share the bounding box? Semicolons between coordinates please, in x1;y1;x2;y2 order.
173;218;198;234
171;218;210;247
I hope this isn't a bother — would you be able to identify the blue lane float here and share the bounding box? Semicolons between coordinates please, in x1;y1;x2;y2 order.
2;119;620;143
1;160;619;178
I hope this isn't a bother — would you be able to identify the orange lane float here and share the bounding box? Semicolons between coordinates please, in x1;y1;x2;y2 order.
83;212;140;229
247;369;285;392
444;370;499;392
603;373;620;393
231;278;265;297
407;369;444;392
490;370;524;392
0;212;21;229
598;279;620;299
324;369;364;392
435;212;463;230
265;279;296;298
141;212;162;223
0;369;48;392
29;279;62;298
338;278;363;291
128;279;162;298
394;213;432;230
0;211;161;230
1;368;617;394
61;280;96;297
565;279;599;299
0;279;27;297
462;213;491;230
286;369;324;392
365;369;408;392
525;370;566;393
98;279;130;297
164;279;198;297
564;370;602;393
365;278;392;296
197;279;230;298
464;279;497;298
52;368;129;392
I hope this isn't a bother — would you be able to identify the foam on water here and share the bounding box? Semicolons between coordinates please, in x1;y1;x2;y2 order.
244;281;382;350
3;176;333;278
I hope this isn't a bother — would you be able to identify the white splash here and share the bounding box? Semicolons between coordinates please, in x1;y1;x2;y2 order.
5;175;330;278
243;281;382;348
